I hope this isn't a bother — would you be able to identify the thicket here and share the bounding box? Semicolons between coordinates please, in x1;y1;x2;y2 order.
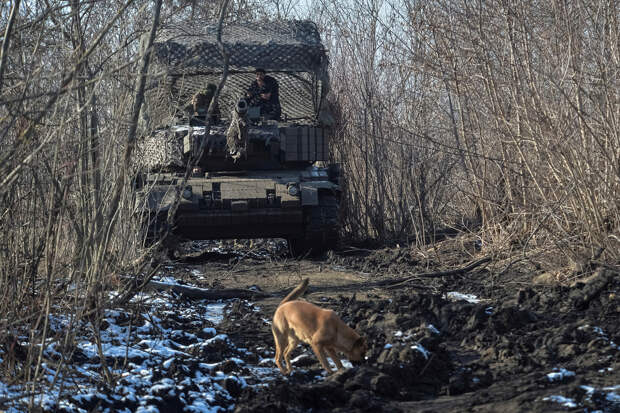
0;0;617;401
0;0;242;399
316;0;619;268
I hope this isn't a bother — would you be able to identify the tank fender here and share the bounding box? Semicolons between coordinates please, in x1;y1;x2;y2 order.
142;186;179;213
300;181;338;206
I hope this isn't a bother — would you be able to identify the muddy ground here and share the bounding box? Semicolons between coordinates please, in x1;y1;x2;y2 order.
163;238;620;413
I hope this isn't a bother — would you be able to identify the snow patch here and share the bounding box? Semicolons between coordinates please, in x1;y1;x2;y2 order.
446;292;481;303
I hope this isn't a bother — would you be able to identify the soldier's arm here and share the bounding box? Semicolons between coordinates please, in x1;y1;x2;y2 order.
246;82;257;98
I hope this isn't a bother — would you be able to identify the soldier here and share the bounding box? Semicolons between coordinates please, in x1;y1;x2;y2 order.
246;68;281;120
186;83;220;124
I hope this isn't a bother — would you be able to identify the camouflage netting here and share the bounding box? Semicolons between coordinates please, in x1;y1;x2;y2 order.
136;128;185;170
141;20;331;129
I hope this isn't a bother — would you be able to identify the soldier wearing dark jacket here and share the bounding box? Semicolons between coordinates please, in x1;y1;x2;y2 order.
246;68;281;120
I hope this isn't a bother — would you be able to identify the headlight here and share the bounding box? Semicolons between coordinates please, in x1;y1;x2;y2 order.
182;186;192;200
287;183;300;196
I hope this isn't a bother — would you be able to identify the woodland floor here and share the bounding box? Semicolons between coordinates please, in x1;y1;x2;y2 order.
159;237;620;413
2;236;618;413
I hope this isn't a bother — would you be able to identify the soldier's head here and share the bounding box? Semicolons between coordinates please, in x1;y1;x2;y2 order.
192;91;208;113
254;68;266;83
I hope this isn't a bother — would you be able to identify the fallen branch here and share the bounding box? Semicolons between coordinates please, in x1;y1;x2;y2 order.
375;256;492;289
144;280;270;300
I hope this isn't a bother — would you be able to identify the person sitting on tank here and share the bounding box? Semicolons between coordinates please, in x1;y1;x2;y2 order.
185;83;220;125
245;68;281;121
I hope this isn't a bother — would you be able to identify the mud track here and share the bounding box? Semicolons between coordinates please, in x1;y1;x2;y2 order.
166;240;620;413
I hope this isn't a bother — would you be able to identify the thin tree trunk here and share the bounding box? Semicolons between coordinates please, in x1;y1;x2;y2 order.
0;0;21;95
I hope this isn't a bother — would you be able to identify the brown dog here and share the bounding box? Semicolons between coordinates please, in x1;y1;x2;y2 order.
272;278;367;375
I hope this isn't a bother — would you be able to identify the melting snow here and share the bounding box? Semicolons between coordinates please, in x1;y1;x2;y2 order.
426;324;440;335
411;344;430;360
546;368;576;382
0;276;279;412
446;292;481;303
543;395;577;408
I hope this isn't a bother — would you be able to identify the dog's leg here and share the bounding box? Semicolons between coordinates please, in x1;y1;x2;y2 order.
311;343;334;373
272;327;287;374
325;347;344;370
283;336;299;374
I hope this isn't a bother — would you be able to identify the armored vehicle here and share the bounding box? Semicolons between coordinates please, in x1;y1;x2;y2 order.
136;20;340;255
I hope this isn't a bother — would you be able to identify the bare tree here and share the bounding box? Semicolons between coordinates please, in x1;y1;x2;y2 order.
311;0;618;266
0;0;175;399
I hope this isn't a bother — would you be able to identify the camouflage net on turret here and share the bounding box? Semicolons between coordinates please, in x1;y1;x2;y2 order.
141;20;330;130
135;128;185;170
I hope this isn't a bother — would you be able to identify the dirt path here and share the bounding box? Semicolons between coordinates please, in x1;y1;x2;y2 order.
165;240;620;413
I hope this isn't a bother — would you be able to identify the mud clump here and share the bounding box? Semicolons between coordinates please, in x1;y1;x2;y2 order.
327;247;425;276
232;267;620;413
233;292;455;412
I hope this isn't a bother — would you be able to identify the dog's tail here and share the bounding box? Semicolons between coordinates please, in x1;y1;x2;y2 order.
279;278;309;307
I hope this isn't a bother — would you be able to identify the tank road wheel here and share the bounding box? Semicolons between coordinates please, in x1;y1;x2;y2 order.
288;193;339;257
144;211;181;259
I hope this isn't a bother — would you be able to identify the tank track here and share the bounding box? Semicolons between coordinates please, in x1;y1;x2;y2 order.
288;193;339;257
144;211;183;259
144;193;340;258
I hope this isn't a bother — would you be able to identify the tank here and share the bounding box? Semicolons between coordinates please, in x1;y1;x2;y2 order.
135;20;340;256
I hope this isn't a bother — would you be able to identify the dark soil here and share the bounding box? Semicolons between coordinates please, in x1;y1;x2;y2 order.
162;238;620;413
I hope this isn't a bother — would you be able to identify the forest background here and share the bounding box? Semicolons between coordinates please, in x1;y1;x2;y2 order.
0;0;618;394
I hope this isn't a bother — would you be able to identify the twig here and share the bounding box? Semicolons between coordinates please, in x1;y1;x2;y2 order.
144;280;271;300
373;256;492;288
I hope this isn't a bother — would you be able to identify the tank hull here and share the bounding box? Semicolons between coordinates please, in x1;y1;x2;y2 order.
141;168;339;255
175;209;304;239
